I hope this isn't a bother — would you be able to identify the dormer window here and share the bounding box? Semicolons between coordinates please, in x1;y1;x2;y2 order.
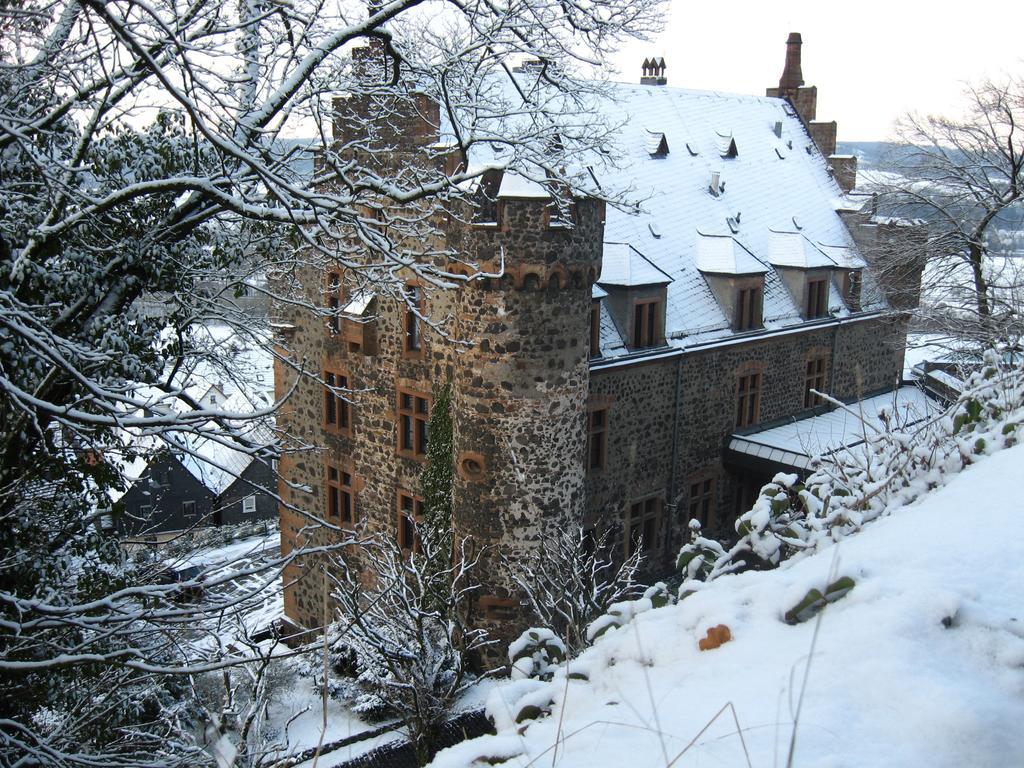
472;168;503;225
716;132;738;158
646;131;669;157
806;278;829;319
736;285;762;331
633;298;661;348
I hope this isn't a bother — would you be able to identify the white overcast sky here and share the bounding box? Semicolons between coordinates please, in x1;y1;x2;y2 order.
605;0;1022;141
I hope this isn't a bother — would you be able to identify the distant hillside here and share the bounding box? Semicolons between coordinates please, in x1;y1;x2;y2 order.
836;141;915;171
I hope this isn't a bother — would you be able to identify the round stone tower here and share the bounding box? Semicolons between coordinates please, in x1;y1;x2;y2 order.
447;177;604;645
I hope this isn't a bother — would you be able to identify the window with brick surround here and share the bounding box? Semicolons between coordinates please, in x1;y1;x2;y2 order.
626;496;662;559
806;278;828;319
587;408;608;472
633;299;661;348
325;271;342;333
397;388;430;458
323;370;352;434
403;286;423;355
735;286;762;331
590;300;601;358
397;490;424;553
688;477;715;529
325;463;354;524
736;372;762;428
804;356;828;408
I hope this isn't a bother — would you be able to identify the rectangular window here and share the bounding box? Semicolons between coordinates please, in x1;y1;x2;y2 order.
688;478;715;530
632;299;660;348
404;286;422;354
397;389;430;458
736;372;762;428
806;279;828;319
735;287;762;331
242;495;257;514
590;300;601;358
735;476;763;518
397;490;424;553
626;497;662;559
181;500;196;518
325;271;342;334
587;408;608;473
323;371;351;434
326;464;354;524
804;357;828;408
139;504;153;519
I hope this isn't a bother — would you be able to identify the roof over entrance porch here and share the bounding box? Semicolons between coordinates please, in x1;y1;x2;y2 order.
726;386;938;475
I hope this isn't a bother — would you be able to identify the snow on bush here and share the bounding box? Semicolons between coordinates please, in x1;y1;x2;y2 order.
585;582;675;642
508;628;566;681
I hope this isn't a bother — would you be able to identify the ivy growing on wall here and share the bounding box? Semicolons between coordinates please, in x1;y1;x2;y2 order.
421;382;454;576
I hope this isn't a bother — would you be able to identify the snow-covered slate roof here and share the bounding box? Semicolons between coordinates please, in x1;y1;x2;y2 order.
451;79;885;356
598;243;673;287
767;230;837;269
497;172;549;199
177;390;275;495
727;386;937;471
817;243;866;269
582;83;883;354
694;232;768;275
110;326;276;499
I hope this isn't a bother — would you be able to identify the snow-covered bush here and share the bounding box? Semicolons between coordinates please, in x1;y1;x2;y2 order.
586;582;676;642
509;628;566;681
677;349;1024;597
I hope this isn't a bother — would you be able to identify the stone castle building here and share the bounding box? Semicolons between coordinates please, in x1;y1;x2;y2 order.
275;34;921;637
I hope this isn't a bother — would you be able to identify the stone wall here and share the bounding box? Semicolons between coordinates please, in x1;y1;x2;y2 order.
588;313;908;563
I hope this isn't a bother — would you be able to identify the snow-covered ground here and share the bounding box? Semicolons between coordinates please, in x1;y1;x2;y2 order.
263;676;403;768
433;443;1024;768
171;529;279;569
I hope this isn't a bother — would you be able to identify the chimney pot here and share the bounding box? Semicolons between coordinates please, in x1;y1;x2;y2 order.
778;32;804;91
640;56;667;86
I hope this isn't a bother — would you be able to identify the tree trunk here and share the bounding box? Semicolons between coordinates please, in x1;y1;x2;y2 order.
968;242;991;319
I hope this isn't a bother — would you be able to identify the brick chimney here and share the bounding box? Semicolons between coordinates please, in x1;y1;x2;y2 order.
778;32;804;90
766;33;817;124
641;57;667;86
766;33;856;189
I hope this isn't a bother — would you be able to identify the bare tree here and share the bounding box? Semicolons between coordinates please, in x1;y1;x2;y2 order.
326;535;489;767
1;0;664;761
506;526;643;656
873;76;1024;345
